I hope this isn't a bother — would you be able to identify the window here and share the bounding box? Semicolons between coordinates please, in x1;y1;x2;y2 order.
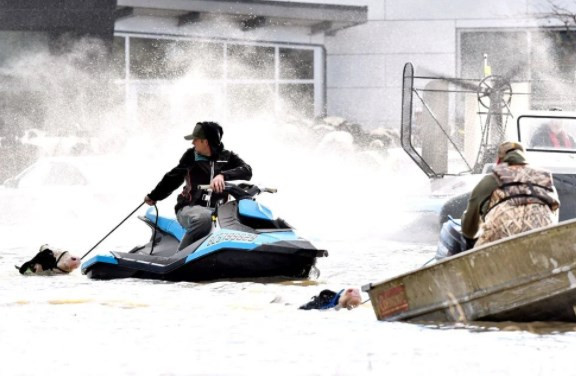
279;48;314;80
129;38;170;79
129;38;213;80
279;84;314;118
530;30;576;110
460;29;576;110
182;41;224;79
120;34;323;120
111;36;126;79
227;84;275;118
460;31;529;80
226;44;275;80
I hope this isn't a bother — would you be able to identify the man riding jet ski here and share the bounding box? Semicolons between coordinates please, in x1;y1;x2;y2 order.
145;121;253;251
82;121;327;281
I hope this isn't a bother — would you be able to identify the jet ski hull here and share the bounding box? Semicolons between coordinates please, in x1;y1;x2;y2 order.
83;242;324;282
81;186;328;282
85;252;318;282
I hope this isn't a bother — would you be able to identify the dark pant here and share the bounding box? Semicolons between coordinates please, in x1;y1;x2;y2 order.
176;205;213;250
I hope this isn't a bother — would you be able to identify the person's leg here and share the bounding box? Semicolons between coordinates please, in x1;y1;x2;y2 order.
176;206;213;250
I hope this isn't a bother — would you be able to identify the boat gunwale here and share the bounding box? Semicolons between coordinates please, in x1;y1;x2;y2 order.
363;218;576;322
363;217;576;291
379;260;576;321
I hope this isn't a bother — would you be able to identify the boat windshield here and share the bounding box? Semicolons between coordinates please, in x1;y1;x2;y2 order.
518;115;576;153
518;115;576;173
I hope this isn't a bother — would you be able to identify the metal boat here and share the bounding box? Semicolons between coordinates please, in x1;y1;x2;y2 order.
363;218;576;322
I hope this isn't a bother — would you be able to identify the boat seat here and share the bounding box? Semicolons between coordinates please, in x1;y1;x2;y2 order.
145;208;186;241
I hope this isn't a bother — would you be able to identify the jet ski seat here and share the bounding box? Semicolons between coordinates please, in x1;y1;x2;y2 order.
145;208;186;241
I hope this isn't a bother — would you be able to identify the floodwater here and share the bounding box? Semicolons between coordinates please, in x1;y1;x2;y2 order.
1;132;576;376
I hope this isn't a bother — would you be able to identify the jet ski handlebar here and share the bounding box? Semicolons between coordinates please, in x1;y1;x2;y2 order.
197;182;277;200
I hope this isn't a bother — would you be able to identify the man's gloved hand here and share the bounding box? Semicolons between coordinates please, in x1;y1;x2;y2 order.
144;195;156;206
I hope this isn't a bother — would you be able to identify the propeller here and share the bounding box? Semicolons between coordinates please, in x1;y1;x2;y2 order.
477;75;512;110
418;60;525;93
417;68;480;92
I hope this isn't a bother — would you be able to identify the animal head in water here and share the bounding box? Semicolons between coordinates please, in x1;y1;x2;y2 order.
17;245;80;275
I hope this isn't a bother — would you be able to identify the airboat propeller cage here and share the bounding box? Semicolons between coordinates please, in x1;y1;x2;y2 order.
400;62;524;178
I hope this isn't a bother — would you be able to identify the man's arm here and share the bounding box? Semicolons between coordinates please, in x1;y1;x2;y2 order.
147;149;194;202
460;175;498;239
220;151;253;181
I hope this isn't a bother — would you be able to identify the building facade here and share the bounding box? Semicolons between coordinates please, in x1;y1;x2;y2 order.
322;0;576;129
1;0;575;133
110;0;367;126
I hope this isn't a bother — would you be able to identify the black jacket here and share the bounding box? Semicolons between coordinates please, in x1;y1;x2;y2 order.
148;146;252;213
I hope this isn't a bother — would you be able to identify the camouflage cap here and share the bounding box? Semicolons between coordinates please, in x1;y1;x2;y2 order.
498;141;525;160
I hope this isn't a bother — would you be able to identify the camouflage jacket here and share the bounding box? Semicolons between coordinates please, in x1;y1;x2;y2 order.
461;150;559;239
484;164;559;217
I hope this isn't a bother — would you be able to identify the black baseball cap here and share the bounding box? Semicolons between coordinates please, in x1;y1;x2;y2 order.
184;123;205;140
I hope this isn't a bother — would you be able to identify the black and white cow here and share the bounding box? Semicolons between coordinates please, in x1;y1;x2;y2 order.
16;245;80;275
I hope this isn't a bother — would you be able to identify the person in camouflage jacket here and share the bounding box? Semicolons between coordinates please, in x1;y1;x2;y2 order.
461;141;559;248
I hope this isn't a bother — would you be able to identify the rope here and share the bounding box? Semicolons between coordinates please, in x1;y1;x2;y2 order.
81;202;145;261
149;204;159;255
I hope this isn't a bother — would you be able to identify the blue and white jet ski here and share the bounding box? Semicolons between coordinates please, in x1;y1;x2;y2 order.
82;183;328;282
